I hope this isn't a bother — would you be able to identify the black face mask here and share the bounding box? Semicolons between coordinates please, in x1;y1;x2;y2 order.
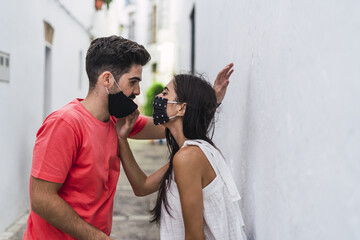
106;77;138;118
152;96;180;125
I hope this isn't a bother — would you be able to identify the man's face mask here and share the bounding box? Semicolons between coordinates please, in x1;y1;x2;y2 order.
152;96;181;125
106;74;138;118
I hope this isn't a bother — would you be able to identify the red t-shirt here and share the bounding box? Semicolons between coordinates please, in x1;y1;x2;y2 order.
24;99;147;240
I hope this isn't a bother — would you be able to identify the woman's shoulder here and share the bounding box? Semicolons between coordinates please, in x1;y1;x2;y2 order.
173;145;208;171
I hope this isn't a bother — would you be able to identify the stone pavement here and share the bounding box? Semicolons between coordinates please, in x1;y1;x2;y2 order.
0;214;28;240
0;139;168;240
110;139;168;240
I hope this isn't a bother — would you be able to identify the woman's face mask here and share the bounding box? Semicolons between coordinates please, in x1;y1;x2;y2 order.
106;75;138;118
152;96;181;125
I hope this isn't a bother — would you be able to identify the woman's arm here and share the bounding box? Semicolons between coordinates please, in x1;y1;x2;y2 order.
117;138;168;196
173;146;208;240
116;110;168;196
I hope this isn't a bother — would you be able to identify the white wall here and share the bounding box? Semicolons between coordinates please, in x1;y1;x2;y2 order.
0;0;116;232
1;0;46;231
173;0;195;73
183;0;360;239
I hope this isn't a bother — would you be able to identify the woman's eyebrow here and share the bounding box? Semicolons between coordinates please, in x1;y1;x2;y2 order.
164;87;170;91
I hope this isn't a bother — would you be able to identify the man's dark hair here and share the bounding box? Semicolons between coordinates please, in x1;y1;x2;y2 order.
85;35;151;90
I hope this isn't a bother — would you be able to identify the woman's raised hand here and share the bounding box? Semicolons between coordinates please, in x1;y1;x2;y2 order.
213;63;234;105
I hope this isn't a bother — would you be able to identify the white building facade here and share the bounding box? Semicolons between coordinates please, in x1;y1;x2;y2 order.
122;0;360;239
0;0;122;233
120;0;179;105
176;0;360;239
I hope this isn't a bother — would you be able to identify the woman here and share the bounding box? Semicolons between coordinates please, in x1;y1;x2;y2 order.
116;74;247;240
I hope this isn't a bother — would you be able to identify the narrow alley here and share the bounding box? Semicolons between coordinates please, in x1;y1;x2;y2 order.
111;140;168;240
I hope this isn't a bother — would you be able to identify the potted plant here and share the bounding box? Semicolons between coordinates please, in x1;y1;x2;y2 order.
95;0;113;10
95;0;103;10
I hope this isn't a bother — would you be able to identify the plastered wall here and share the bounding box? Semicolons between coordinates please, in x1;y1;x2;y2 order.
0;0;94;231
191;0;360;239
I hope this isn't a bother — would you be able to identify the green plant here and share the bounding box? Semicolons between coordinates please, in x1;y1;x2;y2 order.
143;82;165;116
101;0;113;9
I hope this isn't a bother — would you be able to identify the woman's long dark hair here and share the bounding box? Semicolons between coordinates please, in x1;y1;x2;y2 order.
150;74;218;224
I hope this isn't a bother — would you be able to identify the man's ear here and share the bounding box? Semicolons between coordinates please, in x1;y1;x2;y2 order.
99;71;112;88
177;103;187;117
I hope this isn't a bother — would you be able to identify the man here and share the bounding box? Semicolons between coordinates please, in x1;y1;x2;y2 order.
24;36;233;239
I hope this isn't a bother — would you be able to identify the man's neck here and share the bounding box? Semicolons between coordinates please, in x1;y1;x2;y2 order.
81;91;110;122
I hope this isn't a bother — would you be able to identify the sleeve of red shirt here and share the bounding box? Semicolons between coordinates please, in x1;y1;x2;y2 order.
128;115;147;137
32;114;146;183
31;117;79;183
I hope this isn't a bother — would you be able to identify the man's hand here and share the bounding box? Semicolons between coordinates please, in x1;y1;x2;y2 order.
213;63;234;105
116;110;140;140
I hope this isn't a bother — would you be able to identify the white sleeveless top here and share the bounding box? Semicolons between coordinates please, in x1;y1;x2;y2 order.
160;139;247;240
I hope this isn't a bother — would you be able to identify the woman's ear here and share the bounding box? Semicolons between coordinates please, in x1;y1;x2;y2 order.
177;103;187;117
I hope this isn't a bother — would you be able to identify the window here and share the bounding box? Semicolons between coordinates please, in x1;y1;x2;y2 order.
43;46;52;119
152;63;157;73
190;6;196;74
149;5;157;44
129;12;135;40
0;51;10;83
125;0;136;6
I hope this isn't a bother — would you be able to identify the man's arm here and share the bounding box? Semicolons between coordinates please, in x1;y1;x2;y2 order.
30;177;112;240
130;116;166;139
